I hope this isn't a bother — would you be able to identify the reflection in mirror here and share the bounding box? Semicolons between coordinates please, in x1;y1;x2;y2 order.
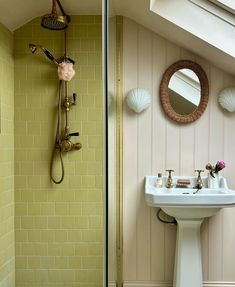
160;60;209;123
168;69;201;115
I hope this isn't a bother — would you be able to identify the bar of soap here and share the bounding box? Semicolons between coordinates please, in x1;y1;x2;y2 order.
177;179;191;185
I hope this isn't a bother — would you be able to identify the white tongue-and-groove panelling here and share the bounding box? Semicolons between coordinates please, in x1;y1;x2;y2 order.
122;17;235;285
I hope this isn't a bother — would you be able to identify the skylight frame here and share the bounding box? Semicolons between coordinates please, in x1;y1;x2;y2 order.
189;0;235;26
208;0;235;14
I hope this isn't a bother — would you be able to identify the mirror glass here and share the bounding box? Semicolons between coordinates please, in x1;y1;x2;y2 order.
160;60;209;123
168;68;201;115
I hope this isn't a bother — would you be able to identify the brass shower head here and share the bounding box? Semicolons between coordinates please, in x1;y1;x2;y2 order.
29;43;37;53
41;0;70;30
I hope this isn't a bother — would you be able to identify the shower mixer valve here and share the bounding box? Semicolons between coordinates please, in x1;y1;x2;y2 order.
61;138;82;152
62;93;77;111
61;130;82;152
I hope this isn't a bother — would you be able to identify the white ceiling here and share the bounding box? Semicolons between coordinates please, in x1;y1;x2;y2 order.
0;0;235;75
0;0;102;31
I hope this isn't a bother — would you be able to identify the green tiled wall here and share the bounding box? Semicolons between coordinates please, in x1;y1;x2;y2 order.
14;16;103;287
0;23;15;287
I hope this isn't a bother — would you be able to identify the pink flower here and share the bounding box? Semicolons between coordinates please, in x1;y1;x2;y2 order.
217;161;225;169
206;160;226;177
57;62;75;81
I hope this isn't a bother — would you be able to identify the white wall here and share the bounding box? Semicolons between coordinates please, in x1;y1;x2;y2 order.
122;17;235;286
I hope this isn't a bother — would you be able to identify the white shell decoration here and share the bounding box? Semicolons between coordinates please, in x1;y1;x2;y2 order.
126;88;151;113
218;88;235;112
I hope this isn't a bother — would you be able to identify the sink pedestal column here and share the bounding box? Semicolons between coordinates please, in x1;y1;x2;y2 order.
162;207;220;287
174;219;203;287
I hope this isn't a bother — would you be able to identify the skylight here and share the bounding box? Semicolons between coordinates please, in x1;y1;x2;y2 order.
209;0;235;14
189;0;235;26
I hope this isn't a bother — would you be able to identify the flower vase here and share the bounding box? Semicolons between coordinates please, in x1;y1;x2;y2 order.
208;173;220;189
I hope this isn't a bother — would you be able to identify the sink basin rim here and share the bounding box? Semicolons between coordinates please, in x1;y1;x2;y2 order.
145;176;235;208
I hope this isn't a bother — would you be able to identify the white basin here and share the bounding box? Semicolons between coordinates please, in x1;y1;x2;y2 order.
145;175;235;287
145;175;235;208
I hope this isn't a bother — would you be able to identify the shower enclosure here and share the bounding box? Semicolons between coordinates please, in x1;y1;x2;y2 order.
0;1;109;286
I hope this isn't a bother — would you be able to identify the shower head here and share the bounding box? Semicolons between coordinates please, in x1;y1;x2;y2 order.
29;43;58;65
41;0;70;30
29;43;37;54
29;44;75;66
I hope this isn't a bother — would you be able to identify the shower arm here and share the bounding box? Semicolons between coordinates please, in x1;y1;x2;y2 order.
56;0;69;17
51;0;57;14
51;0;67;17
53;0;71;23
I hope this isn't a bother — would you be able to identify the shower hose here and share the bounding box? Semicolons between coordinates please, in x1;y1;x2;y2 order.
50;80;65;184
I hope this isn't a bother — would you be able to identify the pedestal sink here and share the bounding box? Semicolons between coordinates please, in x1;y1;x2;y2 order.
145;176;235;287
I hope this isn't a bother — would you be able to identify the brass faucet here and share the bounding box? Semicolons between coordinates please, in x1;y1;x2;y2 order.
61;139;82;152
61;131;82;152
195;170;204;189
166;169;174;188
62;93;77;112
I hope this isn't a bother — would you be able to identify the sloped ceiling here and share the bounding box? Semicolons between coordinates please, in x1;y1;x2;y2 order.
0;0;102;31
111;0;235;75
0;0;235;75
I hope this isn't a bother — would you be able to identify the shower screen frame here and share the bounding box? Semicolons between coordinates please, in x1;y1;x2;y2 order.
102;0;109;286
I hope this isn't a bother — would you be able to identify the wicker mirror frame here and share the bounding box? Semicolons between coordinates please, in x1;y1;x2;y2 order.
160;60;209;123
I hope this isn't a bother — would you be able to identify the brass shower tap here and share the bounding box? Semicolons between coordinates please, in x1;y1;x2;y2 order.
60;130;82;152
61;138;82;152
62;93;77;112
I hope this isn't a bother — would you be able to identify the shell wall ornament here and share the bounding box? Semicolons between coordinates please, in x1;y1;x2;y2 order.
126;88;151;113
218;87;235;112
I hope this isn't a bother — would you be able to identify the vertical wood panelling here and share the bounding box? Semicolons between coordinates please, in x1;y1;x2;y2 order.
152;35;167;175
208;67;224;281
151;34;167;281
222;73;235;280
123;18;138;280
122;17;235;284
136;25;152;280
194;57;211;281
164;42;181;281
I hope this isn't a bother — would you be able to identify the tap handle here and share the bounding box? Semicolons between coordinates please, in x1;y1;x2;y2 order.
67;57;75;65
73;93;77;104
69;132;79;137
195;169;204;177
166;169;174;177
74;142;82;150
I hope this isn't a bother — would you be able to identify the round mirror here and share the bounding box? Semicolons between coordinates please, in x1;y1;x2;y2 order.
160;60;209;123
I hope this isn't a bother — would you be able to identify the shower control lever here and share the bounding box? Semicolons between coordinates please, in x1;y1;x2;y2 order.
73;93;77;104
69;132;79;137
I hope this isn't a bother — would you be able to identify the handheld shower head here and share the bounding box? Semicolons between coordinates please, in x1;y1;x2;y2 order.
28;43;58;65
41;0;70;30
29;43;37;53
